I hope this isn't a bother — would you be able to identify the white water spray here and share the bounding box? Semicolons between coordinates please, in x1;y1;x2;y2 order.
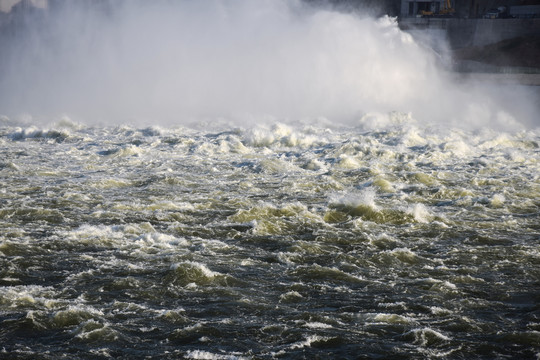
0;0;537;129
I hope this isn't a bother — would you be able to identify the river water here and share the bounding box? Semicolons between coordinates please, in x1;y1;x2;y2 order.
1;1;540;358
1;115;539;359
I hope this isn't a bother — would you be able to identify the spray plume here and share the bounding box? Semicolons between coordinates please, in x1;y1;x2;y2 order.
0;0;537;130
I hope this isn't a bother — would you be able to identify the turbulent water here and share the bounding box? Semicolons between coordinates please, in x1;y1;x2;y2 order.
1;0;540;358
0;115;539;359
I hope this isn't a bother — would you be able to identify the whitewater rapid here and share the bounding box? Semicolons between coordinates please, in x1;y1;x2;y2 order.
1;116;539;359
1;0;539;358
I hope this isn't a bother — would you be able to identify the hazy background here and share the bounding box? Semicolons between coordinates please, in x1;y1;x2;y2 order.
0;0;538;129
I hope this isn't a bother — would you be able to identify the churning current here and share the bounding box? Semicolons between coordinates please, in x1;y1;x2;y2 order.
1;0;540;358
0;116;539;359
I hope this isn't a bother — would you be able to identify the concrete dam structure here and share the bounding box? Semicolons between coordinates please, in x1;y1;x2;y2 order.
400;17;540;49
399;17;540;81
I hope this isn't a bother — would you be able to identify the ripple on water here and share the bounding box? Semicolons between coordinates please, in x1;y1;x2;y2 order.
0;120;538;359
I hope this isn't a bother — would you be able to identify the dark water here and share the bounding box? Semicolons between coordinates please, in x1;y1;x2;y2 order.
1;119;539;359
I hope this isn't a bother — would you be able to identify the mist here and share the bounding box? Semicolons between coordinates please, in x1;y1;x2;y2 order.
0;0;537;130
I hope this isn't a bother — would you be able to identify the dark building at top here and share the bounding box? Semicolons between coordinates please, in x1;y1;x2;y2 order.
399;0;540;18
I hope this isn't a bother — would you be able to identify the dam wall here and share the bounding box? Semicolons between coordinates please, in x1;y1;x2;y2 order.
399;18;540;49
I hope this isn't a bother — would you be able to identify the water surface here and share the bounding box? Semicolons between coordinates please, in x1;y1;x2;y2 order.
1;118;538;358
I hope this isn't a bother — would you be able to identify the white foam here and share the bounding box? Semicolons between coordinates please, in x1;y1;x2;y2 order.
0;285;58;309
405;327;451;346
170;261;221;279
373;313;414;324
9;126;70;141
329;188;378;210
406;203;433;223
490;194;506;207
185;350;248;360
279;291;303;302
289;335;329;349
136;233;189;248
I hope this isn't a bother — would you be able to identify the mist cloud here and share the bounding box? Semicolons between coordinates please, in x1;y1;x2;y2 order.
0;0;537;129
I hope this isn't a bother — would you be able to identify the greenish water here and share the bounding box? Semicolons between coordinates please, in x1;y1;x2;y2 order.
1;118;538;359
